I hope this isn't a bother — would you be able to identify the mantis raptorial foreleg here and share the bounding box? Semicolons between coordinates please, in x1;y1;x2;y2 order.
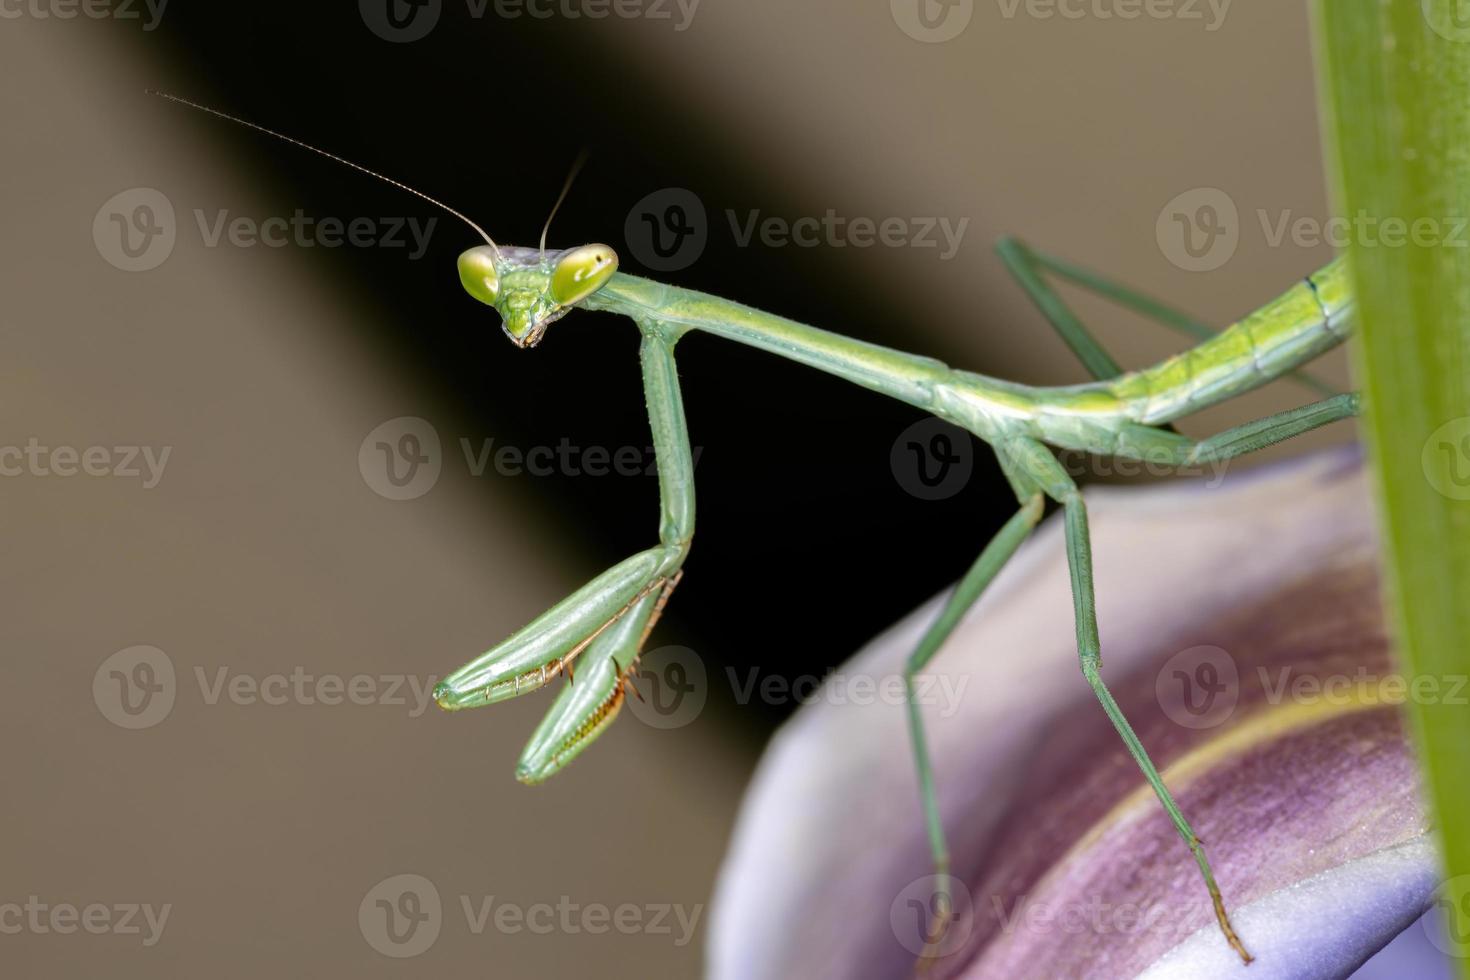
436;325;695;781
511;330;694;780
998;236;1341;396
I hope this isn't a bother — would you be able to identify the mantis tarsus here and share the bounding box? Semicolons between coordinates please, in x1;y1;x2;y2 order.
156;91;1362;966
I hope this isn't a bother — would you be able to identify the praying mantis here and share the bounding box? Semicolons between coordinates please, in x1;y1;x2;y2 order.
155;91;1362;967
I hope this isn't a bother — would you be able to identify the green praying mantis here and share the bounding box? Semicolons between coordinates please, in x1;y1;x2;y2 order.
155;91;1364;966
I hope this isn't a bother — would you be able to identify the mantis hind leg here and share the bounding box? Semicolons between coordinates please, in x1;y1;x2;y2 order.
1006;435;1255;964
997;236;1338;395
903;490;1044;961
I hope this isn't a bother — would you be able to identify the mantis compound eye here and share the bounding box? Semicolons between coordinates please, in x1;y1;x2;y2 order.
457;245;500;306
549;244;618;306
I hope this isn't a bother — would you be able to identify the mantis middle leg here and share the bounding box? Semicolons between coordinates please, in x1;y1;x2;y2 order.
904;481;1045;957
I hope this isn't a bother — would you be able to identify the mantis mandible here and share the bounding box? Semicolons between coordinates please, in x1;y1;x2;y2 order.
156;91;1362;966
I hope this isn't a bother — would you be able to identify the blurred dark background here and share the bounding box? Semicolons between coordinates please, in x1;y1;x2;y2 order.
1;3;1356;977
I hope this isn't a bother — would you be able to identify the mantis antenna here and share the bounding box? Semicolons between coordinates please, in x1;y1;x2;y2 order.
147;89;503;260
539;148;589;262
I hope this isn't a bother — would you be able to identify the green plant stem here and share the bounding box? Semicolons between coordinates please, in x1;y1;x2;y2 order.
1313;2;1470;968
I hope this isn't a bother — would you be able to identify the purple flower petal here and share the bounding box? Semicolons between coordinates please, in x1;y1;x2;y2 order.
710;448;1439;980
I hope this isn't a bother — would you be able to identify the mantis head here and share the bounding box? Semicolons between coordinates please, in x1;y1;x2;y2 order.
458;243;619;348
145;93;617;350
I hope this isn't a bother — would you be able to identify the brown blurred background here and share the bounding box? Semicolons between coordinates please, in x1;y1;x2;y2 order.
0;3;1353;977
